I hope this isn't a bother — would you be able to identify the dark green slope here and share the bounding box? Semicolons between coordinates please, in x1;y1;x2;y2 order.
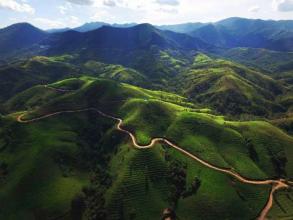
0;56;80;103
0;111;119;219
1;77;292;219
170;53;286;116
217;47;293;73
0;55;152;106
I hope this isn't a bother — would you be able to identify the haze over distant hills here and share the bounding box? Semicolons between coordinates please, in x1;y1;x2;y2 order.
1;17;292;61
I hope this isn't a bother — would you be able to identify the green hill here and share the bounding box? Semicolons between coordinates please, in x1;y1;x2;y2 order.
1;78;292;219
83;61;148;86
170;53;286;116
0;55;79;103
217;47;293;73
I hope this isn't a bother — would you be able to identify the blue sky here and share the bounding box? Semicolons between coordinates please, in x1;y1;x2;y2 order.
0;0;293;29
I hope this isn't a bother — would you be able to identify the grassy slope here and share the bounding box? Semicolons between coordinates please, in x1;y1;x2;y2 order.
171;53;285;116
0;114;89;219
2;53;291;118
0;55;80;103
120;98;293;179
1;78;293;219
11;77;293;179
218;47;293;73
84;61;148;87
271;114;293;135
269;189;293;219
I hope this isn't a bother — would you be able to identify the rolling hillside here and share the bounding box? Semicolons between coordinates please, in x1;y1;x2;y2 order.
1;78;292;219
170;53;286;116
0;55;80;103
217;47;293;73
1;53;291;117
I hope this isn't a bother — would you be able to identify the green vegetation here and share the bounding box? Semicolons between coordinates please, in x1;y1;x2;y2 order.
1;77;292;219
0;21;292;220
269;189;293;219
171;53;285;116
1;52;291;117
84;61;148;86
219;47;293;73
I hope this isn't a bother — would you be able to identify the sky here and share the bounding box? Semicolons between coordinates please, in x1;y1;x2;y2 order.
0;0;293;29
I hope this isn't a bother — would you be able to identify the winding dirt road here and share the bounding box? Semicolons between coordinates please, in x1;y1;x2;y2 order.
16;108;291;220
16;87;292;220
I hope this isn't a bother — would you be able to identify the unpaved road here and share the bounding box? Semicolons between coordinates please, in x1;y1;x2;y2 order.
16;87;292;220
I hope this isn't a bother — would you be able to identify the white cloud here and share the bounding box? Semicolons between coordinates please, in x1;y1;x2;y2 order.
272;0;293;11
103;0;116;7
157;7;178;13
248;5;260;12
58;5;67;14
0;0;35;14
58;3;72;15
66;0;93;5
155;0;180;6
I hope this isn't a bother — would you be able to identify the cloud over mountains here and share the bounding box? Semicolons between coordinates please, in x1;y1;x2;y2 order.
0;0;35;14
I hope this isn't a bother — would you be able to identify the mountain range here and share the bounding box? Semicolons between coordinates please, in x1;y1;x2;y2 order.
0;18;292;61
46;17;293;51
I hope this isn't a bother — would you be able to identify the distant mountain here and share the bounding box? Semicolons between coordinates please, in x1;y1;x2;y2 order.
41;23;211;80
1;18;292;61
157;22;205;33
190;17;293;51
44;23;209;53
47;27;71;33
73;22;137;32
112;22;138;28
73;22;110;32
0;23;48;58
70;18;293;51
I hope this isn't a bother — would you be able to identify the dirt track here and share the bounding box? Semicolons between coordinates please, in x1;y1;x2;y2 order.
16;86;292;220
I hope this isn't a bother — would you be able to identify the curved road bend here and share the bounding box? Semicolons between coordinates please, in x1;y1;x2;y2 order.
16;87;292;220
